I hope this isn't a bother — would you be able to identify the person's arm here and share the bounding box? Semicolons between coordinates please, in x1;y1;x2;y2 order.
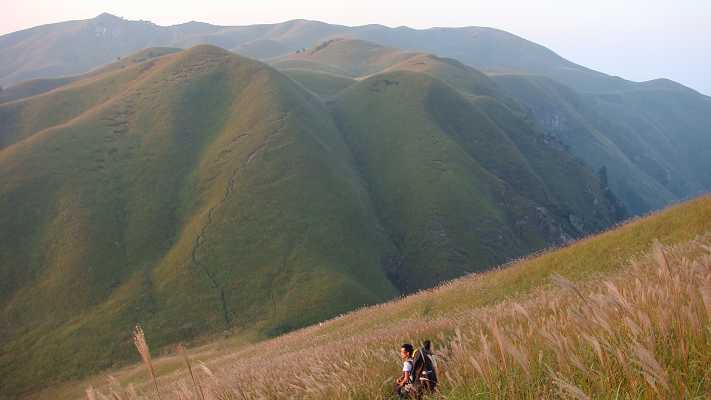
397;361;412;385
396;371;405;385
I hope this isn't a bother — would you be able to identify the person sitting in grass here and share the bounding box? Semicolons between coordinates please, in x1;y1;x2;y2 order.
394;343;415;398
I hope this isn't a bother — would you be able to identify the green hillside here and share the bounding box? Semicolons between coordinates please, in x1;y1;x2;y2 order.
273;38;419;77
269;38;708;216
0;44;398;398
332;70;617;291
4;15;710;212
281;69;355;97
53;194;711;400
0;47;180;105
273;38;498;98
276;37;711;216
0;77;77;104
492;73;711;214
0;44;622;398
6;14;710;214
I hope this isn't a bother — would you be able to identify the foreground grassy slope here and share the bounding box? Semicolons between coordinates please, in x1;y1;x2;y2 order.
70;194;711;400
0;44;398;398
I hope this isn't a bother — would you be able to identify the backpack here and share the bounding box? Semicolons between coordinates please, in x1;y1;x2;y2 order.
412;347;437;385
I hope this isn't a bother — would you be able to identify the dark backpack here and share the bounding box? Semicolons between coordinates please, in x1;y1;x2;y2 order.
412;347;437;386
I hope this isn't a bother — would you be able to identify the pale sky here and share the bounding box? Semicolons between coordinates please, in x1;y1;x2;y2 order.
2;0;710;95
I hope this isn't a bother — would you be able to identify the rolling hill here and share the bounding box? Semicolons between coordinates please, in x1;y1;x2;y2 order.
4;14;711;211
0;45;399;397
0;47;180;105
269;38;711;215
0;44;622;398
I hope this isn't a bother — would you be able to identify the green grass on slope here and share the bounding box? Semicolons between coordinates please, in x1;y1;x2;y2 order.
281;68;355;97
0;47;181;105
332;70;618;292
491;73;677;215
590;87;711;196
272;38;499;98
491;72;711;216
291;196;711;346
0;45;398;399
273;38;417;77
0;47;182;149
42;194;711;400
0;76;77;104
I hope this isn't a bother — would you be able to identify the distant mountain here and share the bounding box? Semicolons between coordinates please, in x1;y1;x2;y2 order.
3;14;709;213
490;73;711;213
0;13;696;95
0;44;620;397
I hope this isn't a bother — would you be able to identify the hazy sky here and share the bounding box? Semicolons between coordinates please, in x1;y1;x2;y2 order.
3;0;710;94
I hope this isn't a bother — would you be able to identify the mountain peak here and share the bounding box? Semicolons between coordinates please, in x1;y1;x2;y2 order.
94;12;122;22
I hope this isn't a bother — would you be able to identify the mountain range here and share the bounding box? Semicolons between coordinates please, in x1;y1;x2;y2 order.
2;13;710;214
0;13;709;398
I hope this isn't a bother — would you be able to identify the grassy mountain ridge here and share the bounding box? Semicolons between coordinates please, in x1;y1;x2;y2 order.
269;37;711;215
332;69;617;291
3;13;703;97
273;38;498;99
0;44;622;398
0;47;181;105
0;48;182;149
0;44;399;397
4;15;710;214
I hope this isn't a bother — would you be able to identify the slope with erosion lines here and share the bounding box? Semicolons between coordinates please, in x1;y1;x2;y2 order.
331;69;619;292
0;44;397;398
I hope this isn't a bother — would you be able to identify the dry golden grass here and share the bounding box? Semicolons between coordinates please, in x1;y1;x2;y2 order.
133;325;161;400
89;232;711;399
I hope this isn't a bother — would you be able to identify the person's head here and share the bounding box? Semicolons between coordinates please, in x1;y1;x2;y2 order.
400;343;413;360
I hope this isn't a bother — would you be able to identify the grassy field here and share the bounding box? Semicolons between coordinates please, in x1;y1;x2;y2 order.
41;194;711;399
